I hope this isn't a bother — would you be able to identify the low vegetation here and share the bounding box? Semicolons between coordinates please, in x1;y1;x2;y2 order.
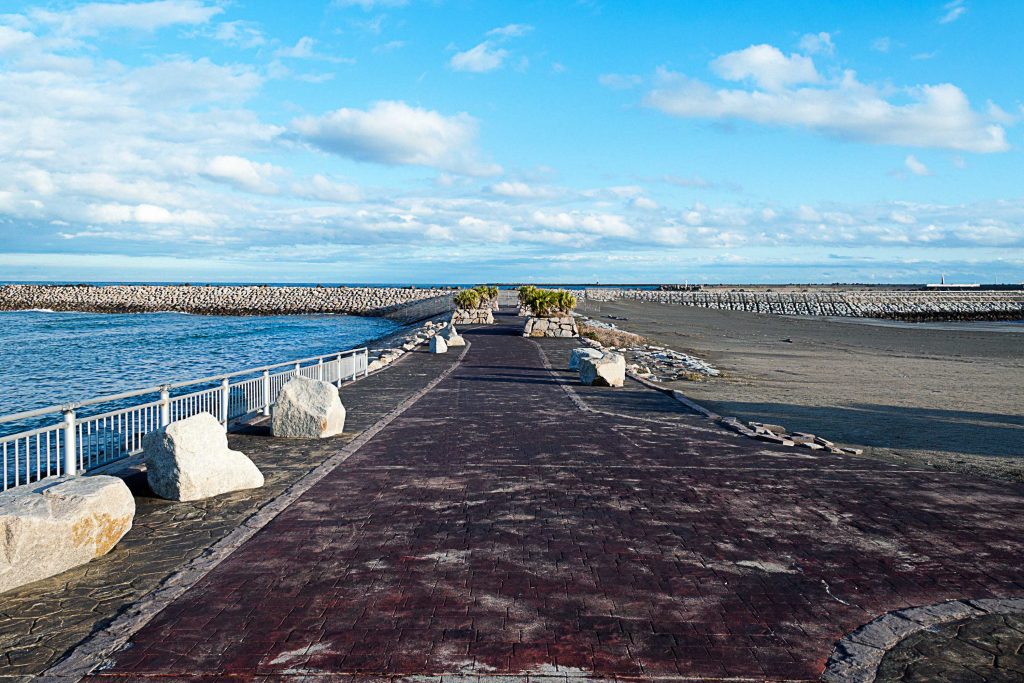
521;287;577;317
578;320;645;348
454;284;498;310
453;289;482;309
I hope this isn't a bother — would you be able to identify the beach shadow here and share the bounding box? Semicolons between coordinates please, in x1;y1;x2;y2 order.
702;399;1024;458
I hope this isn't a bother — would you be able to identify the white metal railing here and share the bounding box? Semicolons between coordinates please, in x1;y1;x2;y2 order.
0;347;368;491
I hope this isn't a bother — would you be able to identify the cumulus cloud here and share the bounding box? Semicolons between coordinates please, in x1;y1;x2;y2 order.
292;100;501;176
30;0;222;36
202;155;282;193
710;44;819;90
489;181;562;199
645;47;1010;153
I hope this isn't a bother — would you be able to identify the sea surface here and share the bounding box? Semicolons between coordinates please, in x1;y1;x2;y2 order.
0;310;401;436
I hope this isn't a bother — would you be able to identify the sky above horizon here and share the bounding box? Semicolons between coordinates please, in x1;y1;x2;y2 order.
0;0;1021;284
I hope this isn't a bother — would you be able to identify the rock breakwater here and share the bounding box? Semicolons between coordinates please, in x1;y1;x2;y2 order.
0;285;453;321
582;288;1024;322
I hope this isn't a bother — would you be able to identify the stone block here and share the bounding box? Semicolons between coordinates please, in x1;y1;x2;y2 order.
579;352;626;388
0;475;135;593
144;413;264;501
272;377;346;439
569;347;603;370
429;335;448;354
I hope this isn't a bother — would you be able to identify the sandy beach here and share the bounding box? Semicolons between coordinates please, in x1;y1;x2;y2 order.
578;299;1024;482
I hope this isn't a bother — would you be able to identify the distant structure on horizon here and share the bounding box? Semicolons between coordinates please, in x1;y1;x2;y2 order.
925;273;980;290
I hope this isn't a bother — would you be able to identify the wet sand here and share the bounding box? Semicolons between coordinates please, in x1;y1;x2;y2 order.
578;299;1024;482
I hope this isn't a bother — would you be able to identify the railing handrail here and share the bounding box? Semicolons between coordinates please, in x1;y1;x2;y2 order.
0;346;368;425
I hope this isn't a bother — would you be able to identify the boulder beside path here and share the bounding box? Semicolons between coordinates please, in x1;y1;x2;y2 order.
569;347;604;370
0;475;135;594
272;376;346;439
579;352;626;387
144;412;264;501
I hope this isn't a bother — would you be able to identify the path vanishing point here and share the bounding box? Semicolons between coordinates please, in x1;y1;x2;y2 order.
5;307;1023;681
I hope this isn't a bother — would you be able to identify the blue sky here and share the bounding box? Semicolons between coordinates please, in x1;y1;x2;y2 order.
0;0;1021;283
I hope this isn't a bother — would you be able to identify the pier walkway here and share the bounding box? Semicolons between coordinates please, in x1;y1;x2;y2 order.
13;312;1024;680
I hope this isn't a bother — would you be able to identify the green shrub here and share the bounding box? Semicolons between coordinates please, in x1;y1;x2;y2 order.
524;288;576;317
518;285;538;305
453;289;481;309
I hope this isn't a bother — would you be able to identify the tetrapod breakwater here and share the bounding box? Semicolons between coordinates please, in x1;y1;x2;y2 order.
581;288;1024;322
0;285;454;323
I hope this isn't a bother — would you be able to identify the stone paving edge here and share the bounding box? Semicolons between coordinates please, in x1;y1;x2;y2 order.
38;342;472;682
821;597;1024;683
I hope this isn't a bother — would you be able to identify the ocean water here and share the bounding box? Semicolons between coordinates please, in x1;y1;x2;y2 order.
0;310;401;436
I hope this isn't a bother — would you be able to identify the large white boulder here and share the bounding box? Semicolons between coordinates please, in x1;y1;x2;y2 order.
440;324;466;347
144;412;264;501
429;334;448;354
272;376;346;439
0;475;135;594
579;352;626;388
569;347;604;370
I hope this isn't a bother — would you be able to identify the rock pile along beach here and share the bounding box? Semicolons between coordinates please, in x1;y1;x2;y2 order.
581;288;1024;322
0;284;452;318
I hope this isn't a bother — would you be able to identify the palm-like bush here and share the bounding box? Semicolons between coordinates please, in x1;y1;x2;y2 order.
453;289;481;309
523;288;576;317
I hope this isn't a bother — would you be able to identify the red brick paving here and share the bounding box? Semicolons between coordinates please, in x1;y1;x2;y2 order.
94;315;1024;680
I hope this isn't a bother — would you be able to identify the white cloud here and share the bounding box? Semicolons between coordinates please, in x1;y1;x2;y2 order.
904;154;931;176
798;32;834;56
203;155;282;193
449;23;531;74
449;42;508;73
489;181;561;199
486;24;533;38
0;25;34;54
30;0;222;36
871;36;891;53
211;21;266;48
276;36;317;58
631;196;659;210
646;56;1010;153
292;100;501;176
939;0;967;24
711;44;819;90
126;58;263;105
296;175;361;203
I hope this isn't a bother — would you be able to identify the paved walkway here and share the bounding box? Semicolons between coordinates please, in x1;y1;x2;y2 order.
0;341;460;678
77;314;1023;680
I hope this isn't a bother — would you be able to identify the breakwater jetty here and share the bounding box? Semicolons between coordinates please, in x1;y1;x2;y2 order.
0;285;453;323
582;288;1024;321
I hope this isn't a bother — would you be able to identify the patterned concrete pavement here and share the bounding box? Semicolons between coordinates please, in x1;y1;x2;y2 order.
68;312;1024;681
0;343;460;678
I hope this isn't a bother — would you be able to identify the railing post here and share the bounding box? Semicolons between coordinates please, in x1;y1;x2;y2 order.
220;378;230;426
62;408;77;477
160;388;170;427
335;354;344;387
363;349;369;378
318;357;324;381
262;369;271;416
294;362;301;377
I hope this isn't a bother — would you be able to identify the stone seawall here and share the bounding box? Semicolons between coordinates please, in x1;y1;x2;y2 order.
0;285;453;321
582;289;1024;322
